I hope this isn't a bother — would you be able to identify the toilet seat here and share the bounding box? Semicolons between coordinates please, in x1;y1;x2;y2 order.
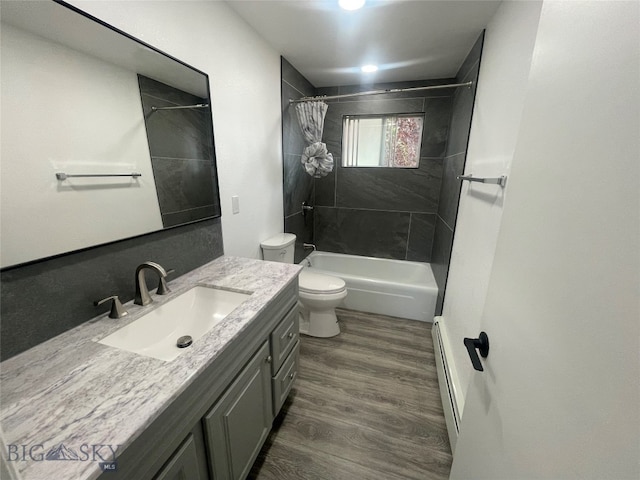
299;270;346;295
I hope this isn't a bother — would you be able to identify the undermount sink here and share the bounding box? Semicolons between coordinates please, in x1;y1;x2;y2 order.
98;286;252;361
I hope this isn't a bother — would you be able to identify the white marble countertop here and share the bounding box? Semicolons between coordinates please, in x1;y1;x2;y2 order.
0;256;301;480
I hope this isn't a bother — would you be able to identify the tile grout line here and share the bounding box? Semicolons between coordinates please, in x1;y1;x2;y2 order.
282;78;313;99
405;213;413;260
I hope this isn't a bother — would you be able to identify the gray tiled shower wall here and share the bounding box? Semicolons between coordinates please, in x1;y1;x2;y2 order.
282;58;460;262
138;76;220;228
281;58;316;263
432;32;485;314
281;31;483;314
314;81;456;262
281;57;458;263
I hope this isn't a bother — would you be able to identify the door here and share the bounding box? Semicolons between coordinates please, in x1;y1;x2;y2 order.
450;1;639;479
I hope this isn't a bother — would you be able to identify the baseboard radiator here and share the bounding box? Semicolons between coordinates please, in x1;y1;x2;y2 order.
432;318;460;452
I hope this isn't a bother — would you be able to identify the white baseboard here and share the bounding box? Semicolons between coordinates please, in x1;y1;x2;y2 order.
432;317;462;453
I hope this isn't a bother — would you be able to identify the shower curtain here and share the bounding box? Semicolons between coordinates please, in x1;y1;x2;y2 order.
294;101;334;178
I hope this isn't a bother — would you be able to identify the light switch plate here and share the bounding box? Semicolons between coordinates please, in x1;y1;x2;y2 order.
231;195;240;214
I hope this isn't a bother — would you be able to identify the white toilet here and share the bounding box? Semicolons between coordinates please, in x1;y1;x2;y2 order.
260;233;347;337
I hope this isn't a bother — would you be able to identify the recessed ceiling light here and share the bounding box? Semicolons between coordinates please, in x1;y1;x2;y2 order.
339;0;366;11
361;64;378;73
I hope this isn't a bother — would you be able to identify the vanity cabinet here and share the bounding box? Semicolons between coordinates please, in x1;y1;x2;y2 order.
203;311;300;480
98;280;300;480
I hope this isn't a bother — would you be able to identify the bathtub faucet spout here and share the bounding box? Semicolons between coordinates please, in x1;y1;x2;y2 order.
303;243;316;251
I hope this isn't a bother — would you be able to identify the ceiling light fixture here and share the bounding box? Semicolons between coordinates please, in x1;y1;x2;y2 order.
339;0;365;11
361;64;378;73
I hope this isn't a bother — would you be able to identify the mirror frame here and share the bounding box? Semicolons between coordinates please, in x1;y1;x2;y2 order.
0;0;222;270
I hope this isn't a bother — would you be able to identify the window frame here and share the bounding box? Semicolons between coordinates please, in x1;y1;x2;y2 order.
341;112;425;169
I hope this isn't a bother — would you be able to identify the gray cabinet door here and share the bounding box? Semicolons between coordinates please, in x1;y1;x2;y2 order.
154;434;202;480
203;340;273;480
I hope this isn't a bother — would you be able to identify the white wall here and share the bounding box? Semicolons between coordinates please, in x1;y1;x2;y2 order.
0;22;163;268
69;0;284;259
451;1;639;476
439;0;543;411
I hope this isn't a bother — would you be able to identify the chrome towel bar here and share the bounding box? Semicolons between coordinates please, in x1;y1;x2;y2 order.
457;174;507;188
151;103;209;111
55;172;142;180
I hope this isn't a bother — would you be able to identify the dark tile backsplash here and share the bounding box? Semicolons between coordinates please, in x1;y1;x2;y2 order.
1;219;224;361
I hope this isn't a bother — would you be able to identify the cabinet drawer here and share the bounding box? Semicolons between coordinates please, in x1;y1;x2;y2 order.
270;305;299;375
272;340;299;416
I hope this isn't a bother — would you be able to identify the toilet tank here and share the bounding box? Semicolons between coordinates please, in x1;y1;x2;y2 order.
260;233;296;263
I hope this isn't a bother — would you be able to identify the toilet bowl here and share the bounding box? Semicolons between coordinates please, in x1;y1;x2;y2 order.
297;270;347;337
260;233;347;337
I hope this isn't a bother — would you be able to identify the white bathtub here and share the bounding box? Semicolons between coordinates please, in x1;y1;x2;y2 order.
302;251;438;322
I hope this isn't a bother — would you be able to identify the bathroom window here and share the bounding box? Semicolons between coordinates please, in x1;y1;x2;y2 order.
342;114;423;168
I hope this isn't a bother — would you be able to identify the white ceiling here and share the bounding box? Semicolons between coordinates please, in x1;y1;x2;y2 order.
225;0;502;87
1;1;208;97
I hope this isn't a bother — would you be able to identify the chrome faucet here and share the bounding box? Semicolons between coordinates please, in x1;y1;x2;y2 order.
134;261;171;306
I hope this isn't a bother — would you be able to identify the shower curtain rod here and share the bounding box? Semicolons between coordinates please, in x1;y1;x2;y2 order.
289;81;473;103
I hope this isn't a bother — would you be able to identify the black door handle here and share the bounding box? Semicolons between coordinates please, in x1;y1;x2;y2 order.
464;332;489;372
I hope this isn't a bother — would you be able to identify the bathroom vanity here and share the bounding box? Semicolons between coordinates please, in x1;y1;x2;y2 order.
0;257;301;480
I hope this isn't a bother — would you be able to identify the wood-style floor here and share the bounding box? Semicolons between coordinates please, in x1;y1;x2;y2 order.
249;308;452;480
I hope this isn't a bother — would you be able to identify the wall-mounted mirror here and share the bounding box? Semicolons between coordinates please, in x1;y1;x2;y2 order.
0;0;221;269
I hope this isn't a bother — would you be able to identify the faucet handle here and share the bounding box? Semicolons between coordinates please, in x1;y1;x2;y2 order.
94;295;128;319
156;269;174;295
